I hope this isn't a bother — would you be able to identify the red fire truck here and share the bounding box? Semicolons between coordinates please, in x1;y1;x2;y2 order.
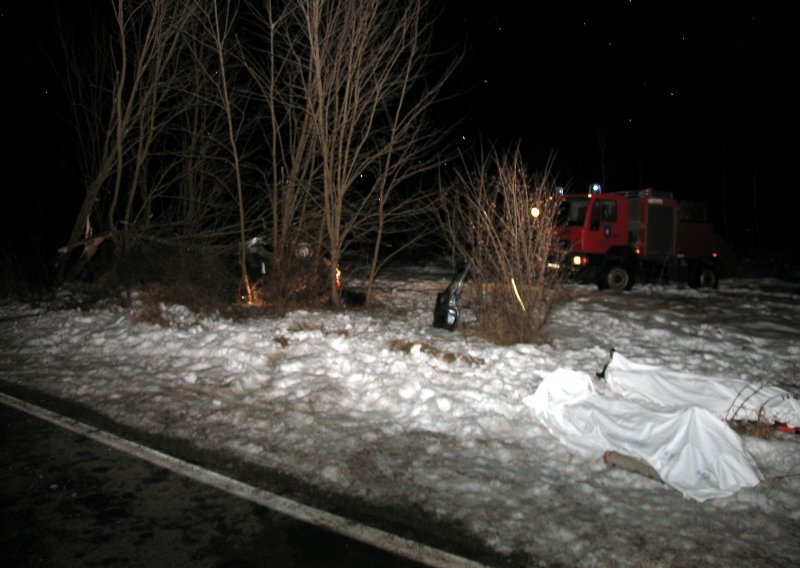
556;187;723;291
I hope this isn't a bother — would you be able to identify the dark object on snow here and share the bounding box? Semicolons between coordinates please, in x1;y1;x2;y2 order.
340;288;366;307
433;263;471;330
595;348;616;380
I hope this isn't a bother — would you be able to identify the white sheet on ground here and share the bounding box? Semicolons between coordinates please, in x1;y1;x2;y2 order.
605;353;800;428
525;369;762;502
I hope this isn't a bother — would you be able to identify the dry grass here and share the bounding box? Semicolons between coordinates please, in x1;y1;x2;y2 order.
727;405;775;439
725;387;781;439
129;284;170;327
288;321;350;337
388;339;484;365
727;420;774;439
132;302;171;327
289;321;324;332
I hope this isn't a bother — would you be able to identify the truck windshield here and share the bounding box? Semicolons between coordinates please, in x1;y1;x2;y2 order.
557;198;590;226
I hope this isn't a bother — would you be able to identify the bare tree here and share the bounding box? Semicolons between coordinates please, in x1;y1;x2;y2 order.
243;1;325;305
57;0;456;311
440;146;567;344
167;6;241;244
292;0;457;307
58;0;197;277
53;9;116;273
187;0;255;302
171;58;234;241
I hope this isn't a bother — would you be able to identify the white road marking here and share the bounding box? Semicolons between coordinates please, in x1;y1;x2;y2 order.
0;392;487;568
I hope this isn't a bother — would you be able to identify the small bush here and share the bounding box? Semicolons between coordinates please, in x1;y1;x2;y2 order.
439;145;568;344
255;253;332;310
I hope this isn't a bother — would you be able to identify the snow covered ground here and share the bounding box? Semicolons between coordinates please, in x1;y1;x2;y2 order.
1;264;799;566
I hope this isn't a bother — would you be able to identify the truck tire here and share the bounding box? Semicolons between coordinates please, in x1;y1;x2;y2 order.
688;263;718;289
598;263;634;291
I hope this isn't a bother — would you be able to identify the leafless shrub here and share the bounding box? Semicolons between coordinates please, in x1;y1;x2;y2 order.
252;255;331;310
440;146;568;344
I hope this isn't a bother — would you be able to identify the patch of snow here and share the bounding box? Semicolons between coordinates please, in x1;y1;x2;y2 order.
1;269;799;565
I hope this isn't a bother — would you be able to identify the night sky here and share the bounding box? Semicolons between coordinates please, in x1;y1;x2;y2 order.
2;1;786;267
433;1;779;246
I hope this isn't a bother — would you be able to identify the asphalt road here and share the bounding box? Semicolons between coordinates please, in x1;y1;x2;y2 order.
0;401;426;567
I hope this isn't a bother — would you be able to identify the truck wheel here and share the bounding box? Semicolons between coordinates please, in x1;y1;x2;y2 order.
688;264;718;289
598;263;634;291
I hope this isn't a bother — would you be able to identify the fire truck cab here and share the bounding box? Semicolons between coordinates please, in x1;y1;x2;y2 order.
557;187;721;291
